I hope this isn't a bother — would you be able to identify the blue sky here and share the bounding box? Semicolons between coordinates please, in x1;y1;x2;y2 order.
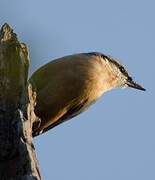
1;0;154;179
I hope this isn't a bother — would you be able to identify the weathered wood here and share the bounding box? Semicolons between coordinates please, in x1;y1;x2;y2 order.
0;23;41;179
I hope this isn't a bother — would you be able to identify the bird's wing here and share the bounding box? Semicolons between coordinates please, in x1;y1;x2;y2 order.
39;98;96;135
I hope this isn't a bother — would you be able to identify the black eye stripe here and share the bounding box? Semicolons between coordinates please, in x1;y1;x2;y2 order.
128;76;132;81
102;55;127;74
83;52;131;79
104;55;130;77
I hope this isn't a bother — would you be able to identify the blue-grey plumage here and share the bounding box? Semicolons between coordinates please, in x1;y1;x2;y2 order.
29;52;145;137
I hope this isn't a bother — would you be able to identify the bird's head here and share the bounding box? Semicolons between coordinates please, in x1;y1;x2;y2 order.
99;54;146;91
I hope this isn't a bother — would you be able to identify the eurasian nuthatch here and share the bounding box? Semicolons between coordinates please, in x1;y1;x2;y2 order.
30;52;145;137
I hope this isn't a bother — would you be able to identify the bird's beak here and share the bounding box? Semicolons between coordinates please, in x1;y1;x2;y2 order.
126;79;146;91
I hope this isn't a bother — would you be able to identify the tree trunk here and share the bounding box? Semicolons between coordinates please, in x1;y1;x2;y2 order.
0;23;42;179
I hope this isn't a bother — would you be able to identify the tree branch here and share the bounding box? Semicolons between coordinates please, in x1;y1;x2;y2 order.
0;23;41;180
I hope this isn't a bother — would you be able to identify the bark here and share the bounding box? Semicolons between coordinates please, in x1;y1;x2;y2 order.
0;23;42;179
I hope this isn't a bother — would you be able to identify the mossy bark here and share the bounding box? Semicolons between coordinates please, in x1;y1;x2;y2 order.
0;23;41;180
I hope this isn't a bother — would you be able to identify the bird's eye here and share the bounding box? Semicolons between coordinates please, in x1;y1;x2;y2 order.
119;66;125;73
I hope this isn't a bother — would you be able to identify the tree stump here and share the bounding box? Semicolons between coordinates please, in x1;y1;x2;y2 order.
0;23;41;180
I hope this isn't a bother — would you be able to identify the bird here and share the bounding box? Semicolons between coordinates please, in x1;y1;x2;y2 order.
29;52;145;137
